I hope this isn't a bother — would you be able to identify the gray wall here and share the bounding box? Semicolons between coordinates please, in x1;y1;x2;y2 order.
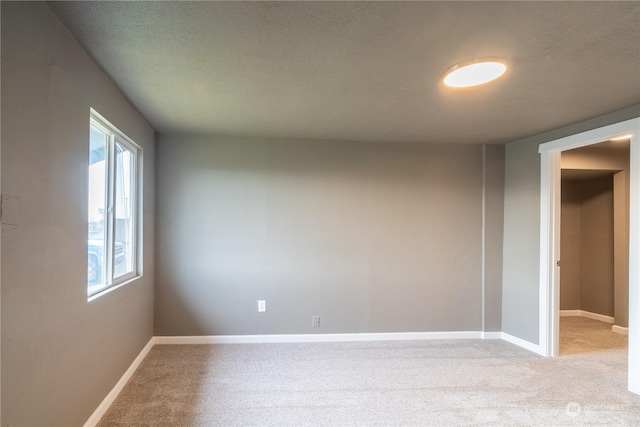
484;146;505;332
1;3;155;426
502;104;639;344
560;177;616;316
580;176;615;316
155;135;504;336
560;179;582;310
614;171;630;327
502;138;541;343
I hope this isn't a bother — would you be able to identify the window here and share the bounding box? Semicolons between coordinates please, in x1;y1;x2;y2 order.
88;110;141;298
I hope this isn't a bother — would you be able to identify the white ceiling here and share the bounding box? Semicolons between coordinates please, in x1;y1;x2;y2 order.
49;1;640;145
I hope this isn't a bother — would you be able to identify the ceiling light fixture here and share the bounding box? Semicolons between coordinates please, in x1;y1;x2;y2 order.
611;134;632;141
443;58;507;88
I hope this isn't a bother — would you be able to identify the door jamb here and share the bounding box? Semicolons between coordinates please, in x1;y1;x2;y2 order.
538;117;640;394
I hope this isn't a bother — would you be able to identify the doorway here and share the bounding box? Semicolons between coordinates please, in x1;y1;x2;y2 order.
559;140;630;354
538;117;639;394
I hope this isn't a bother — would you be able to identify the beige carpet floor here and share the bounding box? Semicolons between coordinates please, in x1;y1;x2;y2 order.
98;318;638;426
559;315;627;355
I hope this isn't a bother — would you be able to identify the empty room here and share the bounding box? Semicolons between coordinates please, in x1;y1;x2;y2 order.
1;1;639;426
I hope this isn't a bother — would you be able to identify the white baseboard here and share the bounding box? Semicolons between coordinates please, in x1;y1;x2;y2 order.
83;337;155;427
559;310;614;324
612;325;629;335
481;332;503;339
559;310;581;317
580;310;615;324
155;331;487;345
501;332;545;356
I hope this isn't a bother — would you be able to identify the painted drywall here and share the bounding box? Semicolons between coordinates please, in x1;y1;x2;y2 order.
1;3;155;426
562;144;630;170
484;145;505;332
502;138;541;343
155;135;504;336
579;176;615;316
560;176;620;319
614;171;630;327
502;104;639;345
560;179;581;310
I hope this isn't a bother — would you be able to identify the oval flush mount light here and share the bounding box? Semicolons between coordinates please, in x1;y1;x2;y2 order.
443;58;507;88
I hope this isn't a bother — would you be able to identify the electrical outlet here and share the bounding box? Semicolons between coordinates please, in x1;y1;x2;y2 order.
258;300;266;312
312;315;320;327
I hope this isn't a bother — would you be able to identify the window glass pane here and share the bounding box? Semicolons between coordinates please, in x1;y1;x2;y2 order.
114;142;135;278
88;111;141;299
88;125;108;294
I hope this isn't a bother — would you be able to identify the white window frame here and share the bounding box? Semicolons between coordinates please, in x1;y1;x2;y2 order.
88;109;142;300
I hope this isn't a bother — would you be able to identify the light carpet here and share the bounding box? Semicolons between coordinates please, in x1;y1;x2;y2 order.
98;319;638;426
559;316;627;355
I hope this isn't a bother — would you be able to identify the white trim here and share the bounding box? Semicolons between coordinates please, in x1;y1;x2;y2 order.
559;310;615;324
578;311;615;324
500;332;545;356
559;310;581;317
613;325;629;335
83;338;155;427
538;117;640;395
87;276;142;302
538;119;639;153
481;144;486;332
154;331;487;345
630;124;640;394
155;332;537;349
88;109;143;301
539;149;561;357
90;108;141;151
482;332;503;340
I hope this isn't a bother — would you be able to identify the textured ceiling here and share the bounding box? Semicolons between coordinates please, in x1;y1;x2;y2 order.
49;1;640;145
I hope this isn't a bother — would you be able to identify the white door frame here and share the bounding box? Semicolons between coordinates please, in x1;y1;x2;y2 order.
538;117;640;394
